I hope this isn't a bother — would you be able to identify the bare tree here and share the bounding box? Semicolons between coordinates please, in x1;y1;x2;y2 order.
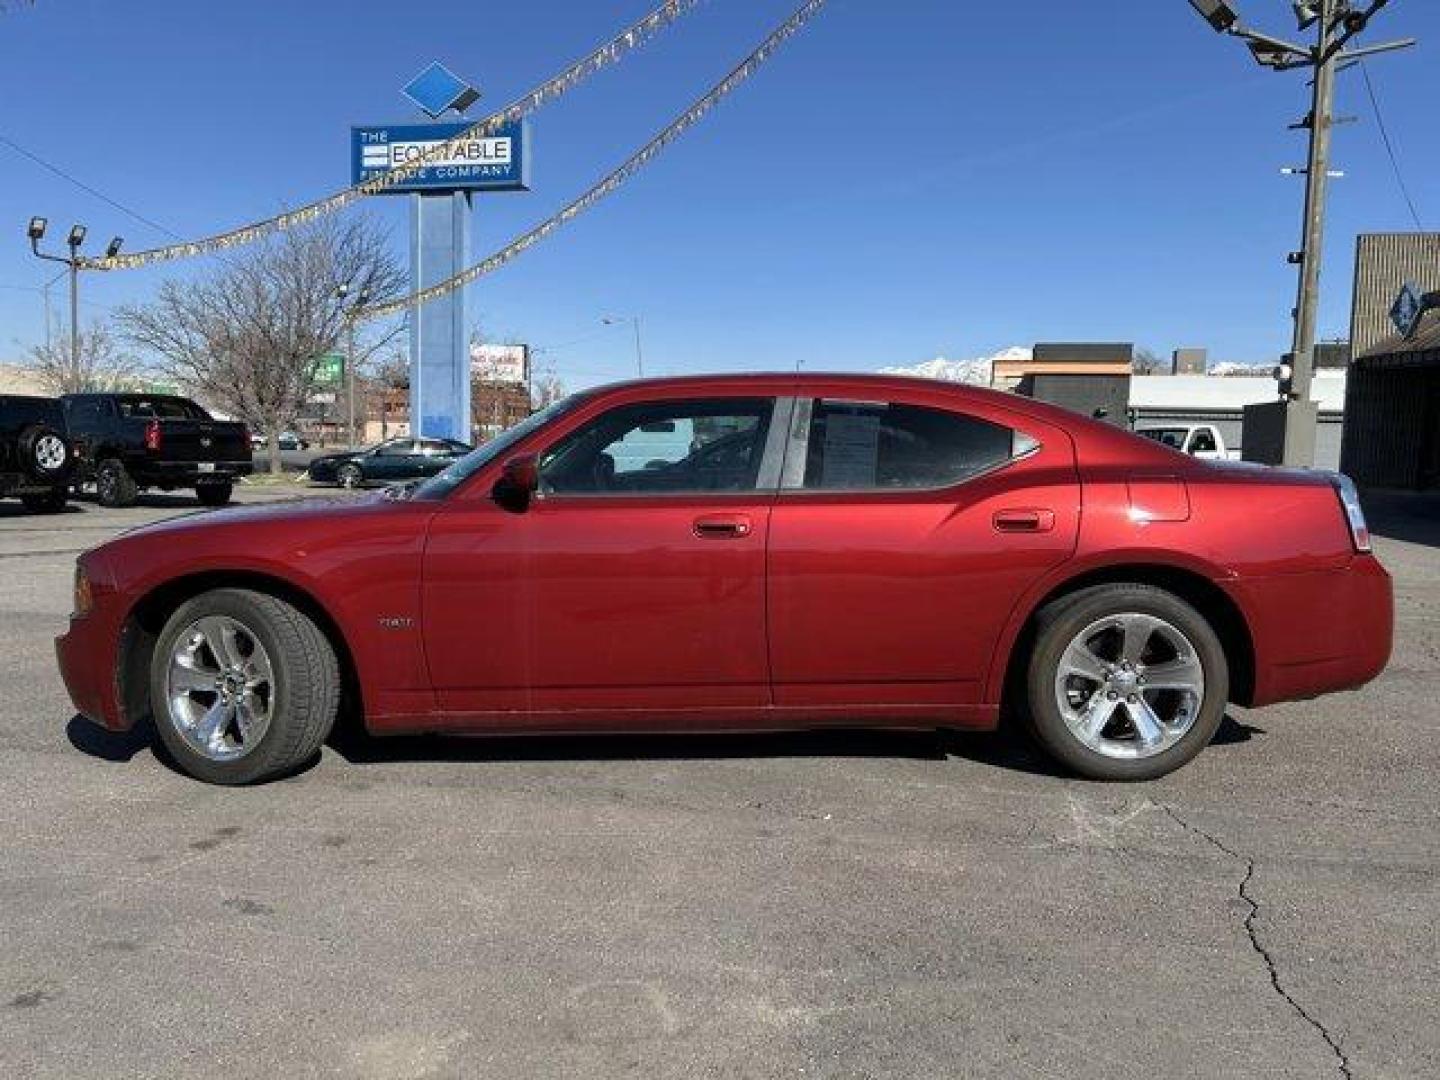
1133;346;1166;375
117;216;406;474
531;371;567;409
26;322;145;395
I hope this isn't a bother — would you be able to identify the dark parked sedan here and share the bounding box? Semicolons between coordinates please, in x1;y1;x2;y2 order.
306;436;471;488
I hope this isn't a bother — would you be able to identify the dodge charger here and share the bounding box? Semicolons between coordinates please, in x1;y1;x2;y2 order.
56;375;1392;785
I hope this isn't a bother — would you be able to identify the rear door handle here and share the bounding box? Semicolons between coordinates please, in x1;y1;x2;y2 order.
993;508;1055;533
693;513;753;539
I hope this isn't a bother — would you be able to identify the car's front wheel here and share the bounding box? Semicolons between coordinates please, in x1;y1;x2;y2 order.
337;463;363;489
150;588;340;785
1025;583;1228;781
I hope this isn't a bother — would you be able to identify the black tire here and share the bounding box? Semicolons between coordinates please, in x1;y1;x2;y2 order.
196;481;234;507
20;487;68;514
337;463;364;489
1024;583;1229;781
149;588;340;785
95;458;139;508
17;424;72;483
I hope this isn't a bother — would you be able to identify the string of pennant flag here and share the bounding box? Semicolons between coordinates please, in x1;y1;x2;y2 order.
360;0;829;323
81;0;706;271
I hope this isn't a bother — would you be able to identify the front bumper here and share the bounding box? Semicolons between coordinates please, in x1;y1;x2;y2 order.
1228;554;1393;707
55;591;131;732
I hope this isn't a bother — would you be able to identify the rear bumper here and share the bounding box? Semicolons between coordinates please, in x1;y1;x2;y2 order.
1227;555;1393;707
134;460;253;485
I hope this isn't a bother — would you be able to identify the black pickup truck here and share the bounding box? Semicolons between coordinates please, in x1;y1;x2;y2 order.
0;394;74;513
63;393;252;508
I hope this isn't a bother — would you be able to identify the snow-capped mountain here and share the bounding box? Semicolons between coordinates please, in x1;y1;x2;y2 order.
880;346;1030;386
1207;361;1274;377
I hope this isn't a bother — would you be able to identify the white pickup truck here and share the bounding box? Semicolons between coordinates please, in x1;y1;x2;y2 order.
1134;423;1241;460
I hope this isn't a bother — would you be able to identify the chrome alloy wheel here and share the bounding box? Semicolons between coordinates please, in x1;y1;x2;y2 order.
164;615;274;761
1053;612;1206;760
34;434;67;471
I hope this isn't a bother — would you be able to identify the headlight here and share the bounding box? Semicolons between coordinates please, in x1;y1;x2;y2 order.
73;563;94;618
1332;474;1371;553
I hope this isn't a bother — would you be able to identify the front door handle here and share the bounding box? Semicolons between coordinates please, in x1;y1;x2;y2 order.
693;513;753;539
993;508;1056;533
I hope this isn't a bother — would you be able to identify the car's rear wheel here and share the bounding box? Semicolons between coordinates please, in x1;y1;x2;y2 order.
337;463;363;489
150;588;340;785
1025;583;1228;781
95;458;138;508
196;481;233;507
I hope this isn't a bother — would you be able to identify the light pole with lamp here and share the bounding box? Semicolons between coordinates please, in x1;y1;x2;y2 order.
1186;0;1414;465
27;218;123;370
603;315;645;378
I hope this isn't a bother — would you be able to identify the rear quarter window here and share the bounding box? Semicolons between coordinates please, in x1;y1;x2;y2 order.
793;400;1028;491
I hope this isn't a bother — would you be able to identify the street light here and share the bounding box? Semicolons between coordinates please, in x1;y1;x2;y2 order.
105;237;124;260
28;218;93;371
1189;0;1239;32
602;315;645;378
1185;0;1415;465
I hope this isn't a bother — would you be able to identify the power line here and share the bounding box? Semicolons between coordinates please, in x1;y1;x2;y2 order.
0;132;184;241
1358;61;1425;232
364;0;831;321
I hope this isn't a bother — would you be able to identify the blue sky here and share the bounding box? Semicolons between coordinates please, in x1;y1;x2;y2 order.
1;0;1436;387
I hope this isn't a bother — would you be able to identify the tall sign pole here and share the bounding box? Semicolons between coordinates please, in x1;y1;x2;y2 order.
352;62;530;444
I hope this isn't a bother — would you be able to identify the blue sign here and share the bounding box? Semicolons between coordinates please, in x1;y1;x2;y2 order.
351;120;529;194
1390;281;1427;338
403;62;480;119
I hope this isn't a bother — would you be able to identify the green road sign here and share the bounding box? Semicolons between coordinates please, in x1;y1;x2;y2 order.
314;353;346;387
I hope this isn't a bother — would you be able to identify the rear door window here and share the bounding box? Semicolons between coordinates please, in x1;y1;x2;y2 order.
789;399;1027;491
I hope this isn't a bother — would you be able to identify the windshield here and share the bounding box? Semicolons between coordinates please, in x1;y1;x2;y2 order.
1137;427;1189;450
413;395;588;499
118;396;209;420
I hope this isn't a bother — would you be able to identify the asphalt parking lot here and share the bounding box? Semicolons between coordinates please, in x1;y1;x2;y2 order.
1;487;1436;1079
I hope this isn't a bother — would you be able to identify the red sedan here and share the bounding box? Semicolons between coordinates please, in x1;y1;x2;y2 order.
56;375;1392;785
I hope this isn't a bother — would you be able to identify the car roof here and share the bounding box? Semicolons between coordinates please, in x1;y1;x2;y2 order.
577;372;1184;469
582;371;1111;427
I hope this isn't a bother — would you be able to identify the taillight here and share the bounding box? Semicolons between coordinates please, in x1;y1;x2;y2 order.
1332;474;1371;553
144;419;162;452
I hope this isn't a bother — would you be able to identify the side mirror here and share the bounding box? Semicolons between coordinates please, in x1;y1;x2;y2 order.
493;453;539;510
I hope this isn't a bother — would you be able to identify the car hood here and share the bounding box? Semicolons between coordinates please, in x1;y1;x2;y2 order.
309;452;359;466
114;493;385;540
86;492;434;592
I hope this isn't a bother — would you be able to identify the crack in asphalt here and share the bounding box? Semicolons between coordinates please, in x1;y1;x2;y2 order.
1158;802;1354;1080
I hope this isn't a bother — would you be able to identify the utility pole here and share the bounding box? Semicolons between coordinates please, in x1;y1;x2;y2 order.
337;283;371;448
1187;0;1415;466
1289;0;1339;410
